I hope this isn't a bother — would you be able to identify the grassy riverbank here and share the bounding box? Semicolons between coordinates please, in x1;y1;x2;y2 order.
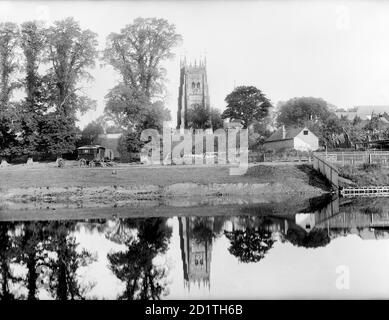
0;162;329;192
0;162;331;215
338;164;389;187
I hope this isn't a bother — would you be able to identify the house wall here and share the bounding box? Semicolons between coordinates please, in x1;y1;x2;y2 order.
293;130;319;151
97;134;122;159
263;139;294;151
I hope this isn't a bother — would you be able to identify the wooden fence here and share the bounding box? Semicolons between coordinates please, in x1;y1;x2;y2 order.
315;151;389;167
263;153;311;163
312;153;339;189
340;186;389;197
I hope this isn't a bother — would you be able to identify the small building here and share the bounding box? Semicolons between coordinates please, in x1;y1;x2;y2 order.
96;133;122;159
263;126;319;152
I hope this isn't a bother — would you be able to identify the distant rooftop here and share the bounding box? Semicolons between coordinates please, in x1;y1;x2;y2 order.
265;126;313;142
335;105;389;120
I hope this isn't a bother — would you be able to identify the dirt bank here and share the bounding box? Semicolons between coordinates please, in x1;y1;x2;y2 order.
0;163;330;213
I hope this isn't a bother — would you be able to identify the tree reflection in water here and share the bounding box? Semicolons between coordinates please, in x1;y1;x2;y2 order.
43;221;96;300
224;227;275;263
0;222;19;300
285;228;330;248
0;220;96;300
14;221;49;300
107;218;172;300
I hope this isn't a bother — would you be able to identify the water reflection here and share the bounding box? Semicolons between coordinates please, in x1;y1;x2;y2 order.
107;218;172;300
2;196;389;299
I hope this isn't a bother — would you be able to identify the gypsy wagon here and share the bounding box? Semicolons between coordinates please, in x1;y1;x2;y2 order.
77;145;114;167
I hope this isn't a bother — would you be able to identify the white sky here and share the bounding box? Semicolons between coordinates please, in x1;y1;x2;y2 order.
2;0;389;128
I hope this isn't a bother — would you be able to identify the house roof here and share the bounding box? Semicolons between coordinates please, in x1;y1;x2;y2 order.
335;105;389;121
354;105;389;114
265;127;312;143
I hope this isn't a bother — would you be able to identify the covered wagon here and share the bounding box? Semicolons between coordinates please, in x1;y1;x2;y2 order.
77;145;114;167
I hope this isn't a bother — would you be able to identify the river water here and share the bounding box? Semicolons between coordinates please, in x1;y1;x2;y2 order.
1;196;389;300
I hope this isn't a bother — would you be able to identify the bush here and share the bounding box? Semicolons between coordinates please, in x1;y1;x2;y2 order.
361;163;381;171
338;162;388;186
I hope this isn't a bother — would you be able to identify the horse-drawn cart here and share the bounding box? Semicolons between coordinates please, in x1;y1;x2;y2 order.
77;145;115;167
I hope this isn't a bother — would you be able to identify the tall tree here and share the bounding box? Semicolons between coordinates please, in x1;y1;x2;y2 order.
104;84;150;129
103;17;180;143
276;97;332;127
39;18;98;157
0;22;19;108
19;21;48;155
46;17;98;116
222;86;272;129
104;17;182;99
0;22;20;158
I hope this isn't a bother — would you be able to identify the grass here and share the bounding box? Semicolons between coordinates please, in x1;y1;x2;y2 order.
0;162;328;193
338;163;389;186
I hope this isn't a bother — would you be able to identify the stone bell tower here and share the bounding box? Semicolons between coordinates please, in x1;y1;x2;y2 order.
177;58;211;130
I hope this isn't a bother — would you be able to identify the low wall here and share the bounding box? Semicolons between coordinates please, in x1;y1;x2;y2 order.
312;153;339;189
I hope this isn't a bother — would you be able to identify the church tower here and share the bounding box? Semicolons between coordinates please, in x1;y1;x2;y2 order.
177;58;211;130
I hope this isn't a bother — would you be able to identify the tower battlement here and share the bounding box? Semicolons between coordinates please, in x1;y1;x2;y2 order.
179;57;207;69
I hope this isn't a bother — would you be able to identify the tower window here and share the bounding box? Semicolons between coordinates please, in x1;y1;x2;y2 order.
303;130;308;135
197;82;201;89
192;82;195;89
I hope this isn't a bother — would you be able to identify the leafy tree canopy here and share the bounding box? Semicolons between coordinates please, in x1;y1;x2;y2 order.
103;17;182;99
276;97;332;127
222;86;272;129
79;121;105;146
224;227;275;263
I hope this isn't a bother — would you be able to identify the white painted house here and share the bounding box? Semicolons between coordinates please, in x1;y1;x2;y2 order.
263;126;319;152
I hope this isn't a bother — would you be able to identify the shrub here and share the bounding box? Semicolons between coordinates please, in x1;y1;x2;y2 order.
361;163;381;171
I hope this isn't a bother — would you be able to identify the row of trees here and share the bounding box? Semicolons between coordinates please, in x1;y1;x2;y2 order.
0;15;277;160
2;16;374;159
0;19;99;159
0;17;183;161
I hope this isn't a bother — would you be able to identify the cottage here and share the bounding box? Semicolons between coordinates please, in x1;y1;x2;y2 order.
263;126;319;152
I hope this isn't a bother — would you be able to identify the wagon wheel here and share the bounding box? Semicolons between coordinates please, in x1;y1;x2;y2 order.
79;158;86;167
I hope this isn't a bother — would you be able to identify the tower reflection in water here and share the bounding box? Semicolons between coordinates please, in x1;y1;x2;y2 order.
177;196;389;292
